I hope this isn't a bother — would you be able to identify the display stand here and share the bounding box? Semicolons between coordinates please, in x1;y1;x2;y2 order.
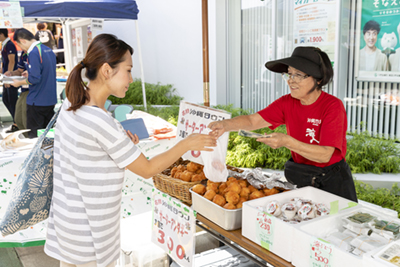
196;214;294;267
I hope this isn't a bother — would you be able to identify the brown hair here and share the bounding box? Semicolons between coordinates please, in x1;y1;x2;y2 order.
37;23;45;30
66;34;133;111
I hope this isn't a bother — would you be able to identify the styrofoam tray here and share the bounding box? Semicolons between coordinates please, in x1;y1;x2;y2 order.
242;186;358;263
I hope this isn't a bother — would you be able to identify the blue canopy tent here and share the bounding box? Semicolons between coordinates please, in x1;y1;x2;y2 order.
17;0;147;108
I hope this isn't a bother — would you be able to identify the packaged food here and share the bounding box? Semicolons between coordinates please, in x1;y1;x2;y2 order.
325;231;354;251
298;204;316;220
346;212;376;226
265;200;282;217
281;202;297;220
315;203;330;217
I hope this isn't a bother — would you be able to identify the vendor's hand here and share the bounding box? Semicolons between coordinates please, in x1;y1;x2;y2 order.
126;130;139;145
4;71;11;77
21;71;28;78
256;132;288;149
208;121;227;138
4;83;10;88
183;133;217;152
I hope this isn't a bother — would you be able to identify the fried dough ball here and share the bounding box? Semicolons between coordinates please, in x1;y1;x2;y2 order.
180;171;193;182
212;194;226;207
218;183;227;195
224;182;242;195
192;184;206;195
177;165;186;172
174;170;183;179
195;169;203;174
236;197;247;209
248;185;258;193
223;203;236;210
191;174;204;182
206;182;219;193
204;189;217;201
225;191;240;205
226;177;237;186
263;187;280;196
200;172;207;180
171;167;178;177
239;187;251;200
249;190;264;200
238;179;249;188
186;162;199;172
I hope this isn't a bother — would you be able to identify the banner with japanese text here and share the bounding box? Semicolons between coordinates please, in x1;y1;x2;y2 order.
293;0;337;65
0;2;23;28
356;0;400;81
176;101;231;165
151;188;196;267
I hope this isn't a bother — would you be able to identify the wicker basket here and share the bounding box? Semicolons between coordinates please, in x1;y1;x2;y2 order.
152;158;244;205
152;173;202;205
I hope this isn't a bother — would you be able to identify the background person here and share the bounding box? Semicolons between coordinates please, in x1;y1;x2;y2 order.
359;20;388;71
5;53;28;135
11;28;57;138
44;33;217;267
34;22;55;49
0;28;19;133
209;46;357;202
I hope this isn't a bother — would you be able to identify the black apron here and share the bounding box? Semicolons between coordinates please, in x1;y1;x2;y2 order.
284;158;358;202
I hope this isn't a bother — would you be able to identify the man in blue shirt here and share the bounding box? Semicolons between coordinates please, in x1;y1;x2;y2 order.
11;28;57;138
5;53;28;135
0;29;19;132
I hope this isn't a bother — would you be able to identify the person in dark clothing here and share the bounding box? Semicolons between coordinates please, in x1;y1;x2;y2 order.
0;28;19;132
10;28;57;138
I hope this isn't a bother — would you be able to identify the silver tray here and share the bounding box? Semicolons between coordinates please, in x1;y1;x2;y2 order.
190;188;242;230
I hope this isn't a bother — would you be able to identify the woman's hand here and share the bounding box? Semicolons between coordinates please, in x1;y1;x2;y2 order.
208;121;227;138
182;133;217;152
256;132;288;149
126;130;139;145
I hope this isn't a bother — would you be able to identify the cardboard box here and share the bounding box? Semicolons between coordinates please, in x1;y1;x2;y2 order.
242;186;357;263
293;206;400;267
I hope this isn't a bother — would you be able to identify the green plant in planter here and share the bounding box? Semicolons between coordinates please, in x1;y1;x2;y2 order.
355;180;400;218
108;79;183;105
346;132;400;174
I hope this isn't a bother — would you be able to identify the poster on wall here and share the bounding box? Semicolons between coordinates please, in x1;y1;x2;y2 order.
355;0;400;82
87;25;92;44
0;2;23;28
293;0;337;66
75;27;83;58
72;29;76;46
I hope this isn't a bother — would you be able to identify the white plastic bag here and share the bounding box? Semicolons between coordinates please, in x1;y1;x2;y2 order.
201;130;229;183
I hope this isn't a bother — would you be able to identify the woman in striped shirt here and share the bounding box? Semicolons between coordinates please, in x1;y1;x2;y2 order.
44;34;217;267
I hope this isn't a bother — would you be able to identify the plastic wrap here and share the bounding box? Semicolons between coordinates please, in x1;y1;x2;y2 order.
229;168;296;190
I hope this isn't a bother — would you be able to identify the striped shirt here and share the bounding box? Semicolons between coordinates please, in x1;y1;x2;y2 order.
45;100;141;267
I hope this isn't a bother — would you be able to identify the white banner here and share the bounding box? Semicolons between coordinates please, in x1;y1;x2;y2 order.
151;189;196;267
176;101;231;165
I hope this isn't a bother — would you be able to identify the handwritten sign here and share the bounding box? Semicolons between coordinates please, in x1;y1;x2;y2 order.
176;101;231;165
310;238;334;267
255;211;275;250
0;2;23;28
151;188;196;267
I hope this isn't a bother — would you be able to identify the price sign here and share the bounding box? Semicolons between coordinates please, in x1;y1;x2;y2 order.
309;238;334;267
151;189;196;267
255;211;275;250
176;101;231;164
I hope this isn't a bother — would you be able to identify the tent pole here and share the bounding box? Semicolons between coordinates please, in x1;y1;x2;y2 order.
135;20;147;111
202;0;210;107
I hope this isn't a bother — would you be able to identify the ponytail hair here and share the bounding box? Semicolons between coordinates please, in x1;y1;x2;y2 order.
66;34;133;111
313;48;333;90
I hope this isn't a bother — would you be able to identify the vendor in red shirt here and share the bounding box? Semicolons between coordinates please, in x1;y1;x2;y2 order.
209;46;357;202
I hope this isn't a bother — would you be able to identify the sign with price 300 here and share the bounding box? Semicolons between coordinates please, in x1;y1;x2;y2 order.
151;189;196;267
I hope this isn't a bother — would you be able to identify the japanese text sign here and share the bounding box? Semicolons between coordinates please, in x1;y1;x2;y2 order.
176;101;231;165
151;188;196;267
0;2;23;28
255;211;275;250
310;237;334;267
